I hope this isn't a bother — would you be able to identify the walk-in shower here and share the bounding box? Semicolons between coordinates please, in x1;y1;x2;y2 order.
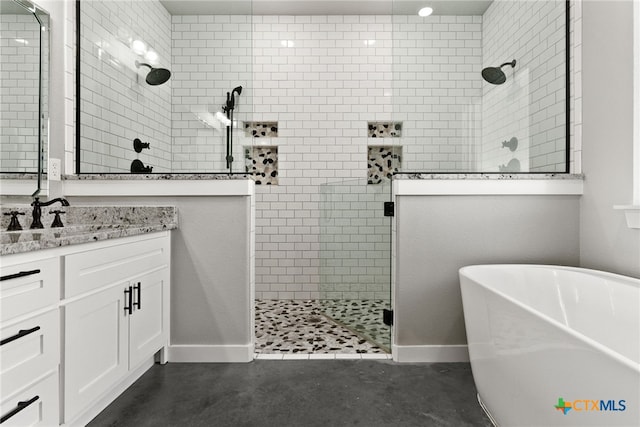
481;59;516;85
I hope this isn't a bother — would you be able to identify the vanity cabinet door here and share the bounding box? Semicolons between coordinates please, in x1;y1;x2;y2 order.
129;268;168;369
64;284;128;423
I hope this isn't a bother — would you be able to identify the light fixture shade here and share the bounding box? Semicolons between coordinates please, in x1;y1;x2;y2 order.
418;6;433;17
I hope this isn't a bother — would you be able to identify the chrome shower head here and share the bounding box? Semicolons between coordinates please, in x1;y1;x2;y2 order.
482;59;516;85
135;60;171;85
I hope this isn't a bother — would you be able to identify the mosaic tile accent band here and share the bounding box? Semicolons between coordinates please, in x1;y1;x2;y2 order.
245;146;278;185
255;300;390;354
368;146;402;184
368;122;402;138
244;121;278;138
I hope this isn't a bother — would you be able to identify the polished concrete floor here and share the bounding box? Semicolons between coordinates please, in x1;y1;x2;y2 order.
88;361;492;427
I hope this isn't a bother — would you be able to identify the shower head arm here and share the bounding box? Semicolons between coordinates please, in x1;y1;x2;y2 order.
135;60;152;70
499;60;517;69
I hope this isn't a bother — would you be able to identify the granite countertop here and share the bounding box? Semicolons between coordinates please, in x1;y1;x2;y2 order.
1;206;178;256
63;173;249;180
393;173;584;180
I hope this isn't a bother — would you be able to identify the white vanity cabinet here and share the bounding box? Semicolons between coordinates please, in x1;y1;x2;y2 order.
0;255;61;426
61;232;170;426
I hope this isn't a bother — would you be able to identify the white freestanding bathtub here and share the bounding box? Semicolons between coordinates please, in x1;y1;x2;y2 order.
459;265;640;427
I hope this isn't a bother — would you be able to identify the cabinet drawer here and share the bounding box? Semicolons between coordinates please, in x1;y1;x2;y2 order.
0;310;59;402
0;371;58;427
0;257;59;323
65;235;169;298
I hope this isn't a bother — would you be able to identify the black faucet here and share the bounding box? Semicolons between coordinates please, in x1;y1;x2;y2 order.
30;197;70;229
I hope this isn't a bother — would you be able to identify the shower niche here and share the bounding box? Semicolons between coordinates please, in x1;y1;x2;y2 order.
245;146;278;185
368;146;402;184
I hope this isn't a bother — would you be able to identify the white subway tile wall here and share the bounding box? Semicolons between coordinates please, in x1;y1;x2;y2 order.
171;15;252;173
482;0;567;172
0;14;44;172
79;0;172;172
249;15;393;299
392;15;483;172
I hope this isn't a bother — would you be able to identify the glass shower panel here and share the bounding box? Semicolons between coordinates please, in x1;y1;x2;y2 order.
77;0;253;173
391;0;568;173
319;178;392;351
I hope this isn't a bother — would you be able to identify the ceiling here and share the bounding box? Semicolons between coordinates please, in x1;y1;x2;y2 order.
159;0;493;16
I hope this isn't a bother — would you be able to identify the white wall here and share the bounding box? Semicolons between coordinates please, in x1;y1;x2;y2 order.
580;0;640;277
395;195;581;347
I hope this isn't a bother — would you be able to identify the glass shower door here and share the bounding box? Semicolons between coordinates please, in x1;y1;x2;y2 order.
319;178;392;352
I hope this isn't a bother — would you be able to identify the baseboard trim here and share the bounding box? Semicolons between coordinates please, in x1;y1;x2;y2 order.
392;345;469;362
168;344;254;363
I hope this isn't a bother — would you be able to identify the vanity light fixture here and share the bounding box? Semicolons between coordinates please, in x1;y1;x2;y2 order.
418;6;433;17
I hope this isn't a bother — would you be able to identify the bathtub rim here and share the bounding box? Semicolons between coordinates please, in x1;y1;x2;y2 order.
459;263;640;374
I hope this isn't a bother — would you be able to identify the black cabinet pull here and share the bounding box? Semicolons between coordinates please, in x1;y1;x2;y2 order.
124;286;133;315
0;269;40;282
133;282;141;310
0;395;39;424
0;326;41;347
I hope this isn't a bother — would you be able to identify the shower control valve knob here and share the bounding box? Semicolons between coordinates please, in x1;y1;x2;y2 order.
133;138;151;153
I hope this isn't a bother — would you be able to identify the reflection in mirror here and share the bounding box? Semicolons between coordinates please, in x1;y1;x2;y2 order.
0;0;49;180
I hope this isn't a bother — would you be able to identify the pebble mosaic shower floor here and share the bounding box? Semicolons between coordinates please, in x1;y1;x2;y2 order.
255;300;391;356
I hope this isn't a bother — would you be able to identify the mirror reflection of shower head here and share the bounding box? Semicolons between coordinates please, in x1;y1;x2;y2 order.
482;59;516;85
135;60;171;85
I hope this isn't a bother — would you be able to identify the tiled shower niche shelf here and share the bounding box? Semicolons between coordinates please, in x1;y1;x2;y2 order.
368;122;402;138
244;121;278;138
368;145;402;184
245;146;278;185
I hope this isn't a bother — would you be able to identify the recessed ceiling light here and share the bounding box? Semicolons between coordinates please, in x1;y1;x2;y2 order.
418;6;433;17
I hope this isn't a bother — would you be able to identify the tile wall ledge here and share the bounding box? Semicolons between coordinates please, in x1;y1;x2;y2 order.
62;177;254;197
394;175;584;196
0;173;40;180
63;173;249;180
393;173;584;180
